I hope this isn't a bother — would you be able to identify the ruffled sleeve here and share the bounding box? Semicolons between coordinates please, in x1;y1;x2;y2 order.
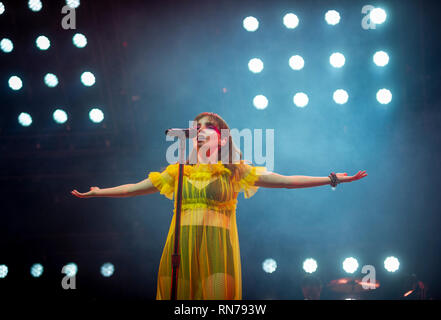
148;163;179;200
232;161;268;199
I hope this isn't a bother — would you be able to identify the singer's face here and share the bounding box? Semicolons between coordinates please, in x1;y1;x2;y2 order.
192;116;221;152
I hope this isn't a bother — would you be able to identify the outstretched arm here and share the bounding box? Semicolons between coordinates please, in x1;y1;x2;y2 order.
71;177;159;198
255;170;367;189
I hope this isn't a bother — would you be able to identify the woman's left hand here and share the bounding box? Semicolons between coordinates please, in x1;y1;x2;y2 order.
336;170;367;183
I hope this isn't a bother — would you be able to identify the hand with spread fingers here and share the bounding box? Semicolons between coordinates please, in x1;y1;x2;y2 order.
335;170;368;183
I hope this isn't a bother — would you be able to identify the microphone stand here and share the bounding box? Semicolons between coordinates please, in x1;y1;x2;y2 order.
170;131;187;300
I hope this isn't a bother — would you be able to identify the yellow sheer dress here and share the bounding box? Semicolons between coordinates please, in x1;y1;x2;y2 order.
148;160;267;300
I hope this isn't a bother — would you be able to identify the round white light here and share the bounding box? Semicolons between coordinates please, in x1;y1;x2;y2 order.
342;257;359;274
283;13;299;29
248;58;264;73
44;73;59;87
243;16;259;32
262;258;277;273
18;112;32;127
333;89;349;104
66;0;80;9
325;10;341;25
72;33;87;48
0;38;13;53
370;8;387;25
303;258;318;273
101;263;115;277
384;256;400;272
53;109;68;124
329;52;345;68
0;265;8;278
0;2;5;15
30;263;44;278
81;71;96;86
376;88;392;104
89;108;104;123
8;76;23;91
253;95;268;110
373;51;389;67
289;55;304;70
36;35;50;50
62;263;78;277
293;92;309;108
28;0;42;12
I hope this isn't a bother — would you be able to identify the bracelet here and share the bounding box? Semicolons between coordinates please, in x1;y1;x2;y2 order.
328;172;340;188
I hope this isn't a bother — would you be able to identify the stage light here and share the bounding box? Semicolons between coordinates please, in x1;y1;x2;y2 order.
342;257;359;274
44;73;58;87
243;16;259;32
283;13;299;29
53;109;68;124
384;256;400;272
101;263;115;277
248;58;264;73
0;265;8;278
8;75;23;91
370;8;387;25
333;89;349;104
325;10;340;25
289;55;304;70
253;95;268;110
373;51;389;67
81;71;96;86
376;88;392;104
89;108;104;123
262;258;277;273
30;263;44;278
66;0;80;9
28;0;42;12
72;33;87;48
303;258;318;273
329;52;345;68
0;2;5;15
36;35;50;50
293;92;309;108
63;263;78;277
0;38;13;53
18;112;32;127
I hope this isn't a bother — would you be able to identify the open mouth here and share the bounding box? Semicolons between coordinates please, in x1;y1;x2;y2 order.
196;129;217;146
197;134;208;142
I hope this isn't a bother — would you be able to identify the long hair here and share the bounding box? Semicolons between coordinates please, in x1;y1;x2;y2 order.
187;112;244;179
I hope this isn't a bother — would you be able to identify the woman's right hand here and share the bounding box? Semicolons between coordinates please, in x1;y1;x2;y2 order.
71;186;100;198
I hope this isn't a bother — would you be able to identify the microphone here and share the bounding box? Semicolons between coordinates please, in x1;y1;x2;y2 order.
165;128;195;138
